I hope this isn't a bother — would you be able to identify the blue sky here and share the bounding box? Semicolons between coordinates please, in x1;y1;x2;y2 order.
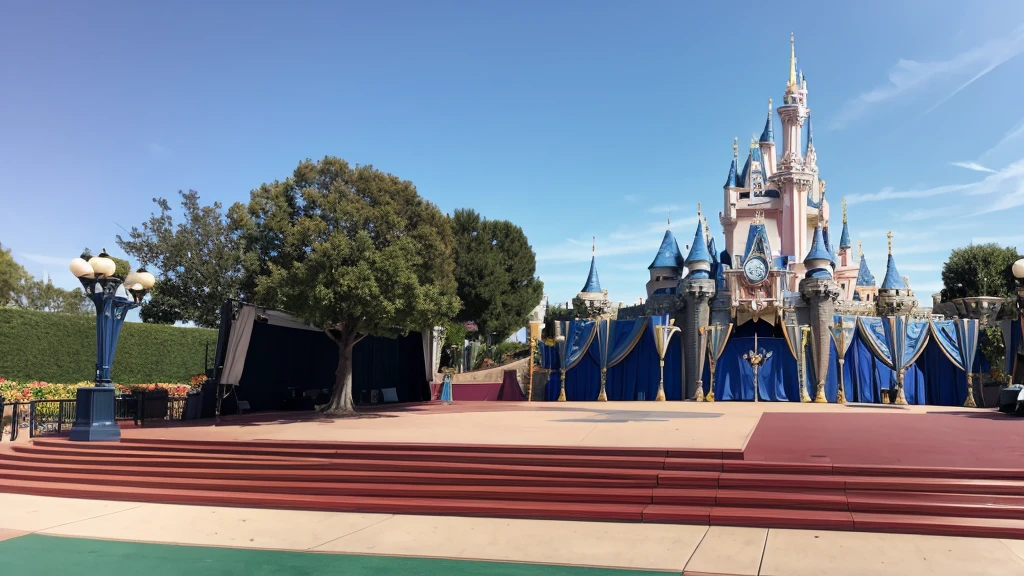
3;0;1024;316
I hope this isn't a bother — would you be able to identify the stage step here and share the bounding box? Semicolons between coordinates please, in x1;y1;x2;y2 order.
115;438;744;460
3;439;1024;539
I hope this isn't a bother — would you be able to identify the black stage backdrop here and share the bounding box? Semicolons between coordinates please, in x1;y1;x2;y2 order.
233;322;429;412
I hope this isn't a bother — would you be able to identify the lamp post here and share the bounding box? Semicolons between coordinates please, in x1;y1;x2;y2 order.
68;249;154;441
1013;259;1024;385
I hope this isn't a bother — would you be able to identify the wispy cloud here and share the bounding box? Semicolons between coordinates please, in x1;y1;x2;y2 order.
831;26;1024;129
20;253;69;266
623;194;638;204
950;161;996;173
847;158;1024;209
981;115;1024;159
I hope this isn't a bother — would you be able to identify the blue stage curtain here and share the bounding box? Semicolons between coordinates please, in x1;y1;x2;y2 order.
605;325;680;401
915;339;965;406
711;336;799;401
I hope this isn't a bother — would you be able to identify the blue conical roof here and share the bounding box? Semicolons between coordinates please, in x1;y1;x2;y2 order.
880;253;907;291
685;221;712;279
805;225;833;279
759;109;774;143
582;256;602;293
649;229;683;270
805;226;831;262
823;226;836;265
839;219;851;249
856;254;876;287
738;148;752;185
724;157;738;187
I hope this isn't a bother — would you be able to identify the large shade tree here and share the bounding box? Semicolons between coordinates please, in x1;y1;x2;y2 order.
239;157;460;413
941;243;1021;300
117;190;245;327
451;209;543;341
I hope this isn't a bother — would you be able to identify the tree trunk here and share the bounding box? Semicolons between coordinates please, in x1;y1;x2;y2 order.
322;330;356;414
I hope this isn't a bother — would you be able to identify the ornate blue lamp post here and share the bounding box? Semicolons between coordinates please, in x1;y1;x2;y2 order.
68;249;154;441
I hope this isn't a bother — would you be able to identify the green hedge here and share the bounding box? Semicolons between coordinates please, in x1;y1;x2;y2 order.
0;308;218;384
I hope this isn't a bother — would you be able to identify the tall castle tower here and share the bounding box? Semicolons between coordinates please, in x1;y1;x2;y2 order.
719;34;829;291
775;33;818;269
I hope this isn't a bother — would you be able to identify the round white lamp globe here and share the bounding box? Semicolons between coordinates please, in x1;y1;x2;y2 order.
1013;258;1024;280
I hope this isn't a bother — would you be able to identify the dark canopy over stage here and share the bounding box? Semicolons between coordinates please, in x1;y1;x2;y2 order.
213;303;437;412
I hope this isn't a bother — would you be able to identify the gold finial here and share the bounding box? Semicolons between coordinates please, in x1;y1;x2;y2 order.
750;135;758;149
667;210;671;228
858;239;863;259
732;137;738;157
768;98;773;110
842;198;847;224
887;231;893;255
697;201;702;218
820;179;826;195
592;236;596;254
788;33;796;87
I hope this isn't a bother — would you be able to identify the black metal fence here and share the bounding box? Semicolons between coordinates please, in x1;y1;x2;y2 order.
3;392;198;440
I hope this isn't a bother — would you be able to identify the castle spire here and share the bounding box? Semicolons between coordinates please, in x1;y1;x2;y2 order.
788;32;796;87
724;137;738;187
685;205;712;279
582;237;602;293
759;99;774;143
880;231;907;290
804;223;833;279
839;198;851;249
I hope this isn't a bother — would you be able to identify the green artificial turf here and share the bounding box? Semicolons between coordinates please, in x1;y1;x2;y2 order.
0;534;670;575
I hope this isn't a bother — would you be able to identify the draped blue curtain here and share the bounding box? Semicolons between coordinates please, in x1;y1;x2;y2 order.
539;315;986;405
708;337;800;401
606;326;683;401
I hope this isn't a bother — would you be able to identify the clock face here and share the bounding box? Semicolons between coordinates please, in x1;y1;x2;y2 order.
743;257;768;284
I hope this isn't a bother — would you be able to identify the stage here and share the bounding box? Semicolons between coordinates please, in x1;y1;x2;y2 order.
2;401;1024;540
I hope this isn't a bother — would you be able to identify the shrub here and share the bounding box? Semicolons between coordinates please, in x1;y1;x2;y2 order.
0;308;218;384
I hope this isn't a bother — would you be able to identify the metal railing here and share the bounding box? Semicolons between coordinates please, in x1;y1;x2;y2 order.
18;393;194;438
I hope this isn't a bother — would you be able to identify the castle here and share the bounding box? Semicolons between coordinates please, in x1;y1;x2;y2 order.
572;34;924;403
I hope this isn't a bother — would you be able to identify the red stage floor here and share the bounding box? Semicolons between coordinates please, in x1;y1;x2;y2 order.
743;410;1024;469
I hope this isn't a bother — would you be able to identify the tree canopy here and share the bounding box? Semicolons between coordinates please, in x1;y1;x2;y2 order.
238;157;460;412
940;243;1021;300
451;209;543;340
0;242;88;314
0;242;29;307
116;190;244;328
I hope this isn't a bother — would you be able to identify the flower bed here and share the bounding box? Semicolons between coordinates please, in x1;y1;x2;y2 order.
0;377;202;403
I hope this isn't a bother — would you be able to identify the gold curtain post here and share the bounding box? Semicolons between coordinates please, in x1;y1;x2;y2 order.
964;372;976;407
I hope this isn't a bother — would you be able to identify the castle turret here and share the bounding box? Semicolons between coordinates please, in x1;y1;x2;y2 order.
645;220;684;315
853;240;878;303
759;99;776;176
875;231;917;317
775;33;815;264
575;238;611;318
800;224;839;403
724;138;738;189
875;232;918;405
681;204;716;400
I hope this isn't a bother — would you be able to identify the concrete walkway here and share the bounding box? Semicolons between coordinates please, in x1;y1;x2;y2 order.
1;493;1022;575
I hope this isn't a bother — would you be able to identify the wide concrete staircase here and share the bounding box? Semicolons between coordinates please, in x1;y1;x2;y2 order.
1;438;1023;538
